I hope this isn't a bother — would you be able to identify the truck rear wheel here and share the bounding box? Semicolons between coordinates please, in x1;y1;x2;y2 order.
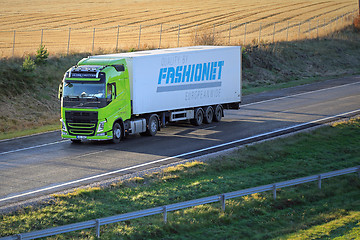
112;122;122;143
203;106;214;124
141;114;159;136
213;105;223;122
191;108;204;126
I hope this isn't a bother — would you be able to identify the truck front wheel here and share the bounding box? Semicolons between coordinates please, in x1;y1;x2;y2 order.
112;122;122;143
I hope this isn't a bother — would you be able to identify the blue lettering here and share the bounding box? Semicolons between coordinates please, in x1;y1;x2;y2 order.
158;60;225;86
166;67;175;83
175;66;183;83
158;68;167;84
217;61;224;79
202;62;210;81
195;64;202;82
190;64;195;82
183;65;191;82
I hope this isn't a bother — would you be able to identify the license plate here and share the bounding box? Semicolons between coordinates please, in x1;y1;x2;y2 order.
76;136;87;139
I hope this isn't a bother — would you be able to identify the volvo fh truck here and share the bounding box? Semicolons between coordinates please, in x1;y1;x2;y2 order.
58;46;241;143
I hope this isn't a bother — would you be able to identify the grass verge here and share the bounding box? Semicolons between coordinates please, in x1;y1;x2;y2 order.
0;26;359;140
1;117;359;239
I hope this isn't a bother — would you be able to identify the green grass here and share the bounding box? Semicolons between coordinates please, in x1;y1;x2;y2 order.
1;117;359;239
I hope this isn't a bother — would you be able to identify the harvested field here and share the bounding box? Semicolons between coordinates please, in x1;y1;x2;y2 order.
0;0;358;56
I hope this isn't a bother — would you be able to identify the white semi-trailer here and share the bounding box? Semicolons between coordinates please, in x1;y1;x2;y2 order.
59;46;241;143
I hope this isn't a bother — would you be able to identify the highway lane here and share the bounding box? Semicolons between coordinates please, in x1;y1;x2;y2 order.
0;76;359;205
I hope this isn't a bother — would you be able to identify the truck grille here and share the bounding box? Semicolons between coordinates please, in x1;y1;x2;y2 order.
65;111;98;136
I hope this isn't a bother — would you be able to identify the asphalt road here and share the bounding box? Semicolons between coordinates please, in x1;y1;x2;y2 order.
1;75;359;206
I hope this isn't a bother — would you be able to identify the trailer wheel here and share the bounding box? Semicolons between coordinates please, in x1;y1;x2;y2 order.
112;122;122;143
191;108;204;126
203;106;214;124
213;105;223;122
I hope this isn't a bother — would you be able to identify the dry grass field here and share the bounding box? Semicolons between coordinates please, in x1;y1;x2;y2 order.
0;0;358;56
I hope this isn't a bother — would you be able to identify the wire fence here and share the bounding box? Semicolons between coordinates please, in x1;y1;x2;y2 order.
1;166;359;240
0;9;358;58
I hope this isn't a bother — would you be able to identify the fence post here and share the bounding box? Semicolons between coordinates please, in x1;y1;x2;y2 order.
67;28;71;55
138;25;142;49
273;184;277;200
286;21;289;41
159;24;162;49
308;21;311;38
298;22;301;40
317;20;319;39
177;24;180;47
163;206;167;224
228;23;231;45
258;23;262;44
213;24;215;43
116;25;120;51
12;30;16;57
195;24;198;45
244;23;247;45
92;28;95;54
272;23;276;43
40;29;44;46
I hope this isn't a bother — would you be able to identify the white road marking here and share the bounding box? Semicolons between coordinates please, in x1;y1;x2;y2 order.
0;140;69;156
1;109;359;203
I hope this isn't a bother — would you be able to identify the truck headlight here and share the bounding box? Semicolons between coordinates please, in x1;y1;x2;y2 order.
60;119;67;132
97;120;106;133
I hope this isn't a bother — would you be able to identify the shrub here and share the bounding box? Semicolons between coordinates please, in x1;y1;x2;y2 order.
22;55;36;72
35;44;49;64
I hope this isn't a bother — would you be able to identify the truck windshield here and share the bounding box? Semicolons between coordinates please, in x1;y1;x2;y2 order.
63;82;105;99
62;82;107;108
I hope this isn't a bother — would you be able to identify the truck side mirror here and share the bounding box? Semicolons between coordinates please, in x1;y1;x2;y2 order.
58;83;63;99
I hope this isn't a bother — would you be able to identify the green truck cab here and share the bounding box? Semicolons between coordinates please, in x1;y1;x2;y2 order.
59;58;131;143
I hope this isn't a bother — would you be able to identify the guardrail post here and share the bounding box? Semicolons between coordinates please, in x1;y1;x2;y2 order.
318;175;322;189
272;23;276;43
357;167;360;178
163;206;167;224
92;28;96;54
96;219;101;238
273;184;277;200
243;23;247;45
16;234;22;240
220;194;226;212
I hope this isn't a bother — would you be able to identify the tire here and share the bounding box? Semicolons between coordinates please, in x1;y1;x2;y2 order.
190;108;204;126
142;114;159;136
203;106;214;124
213;105;223;122
112;122;122;143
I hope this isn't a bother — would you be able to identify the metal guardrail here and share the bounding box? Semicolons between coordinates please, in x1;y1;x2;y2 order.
2;166;359;240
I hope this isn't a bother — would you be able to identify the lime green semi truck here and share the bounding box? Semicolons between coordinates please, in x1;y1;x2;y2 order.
58;46;241;143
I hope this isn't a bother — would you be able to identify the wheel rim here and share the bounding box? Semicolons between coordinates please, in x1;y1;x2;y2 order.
114;127;121;138
150;120;157;133
197;111;203;123
207;108;213;122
